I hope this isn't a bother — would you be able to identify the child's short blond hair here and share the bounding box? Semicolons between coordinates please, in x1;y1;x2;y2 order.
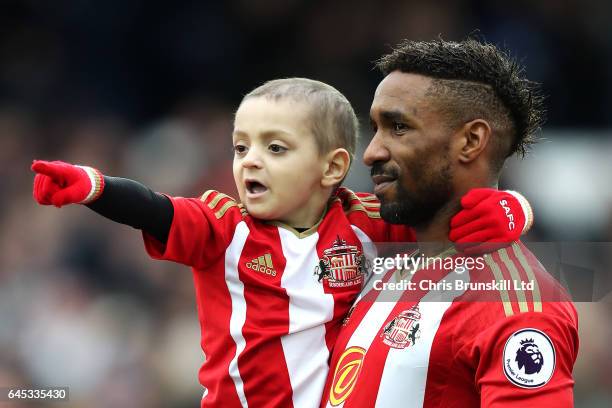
241;78;359;162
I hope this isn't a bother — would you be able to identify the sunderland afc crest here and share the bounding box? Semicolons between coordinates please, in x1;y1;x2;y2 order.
381;305;421;349
315;236;367;288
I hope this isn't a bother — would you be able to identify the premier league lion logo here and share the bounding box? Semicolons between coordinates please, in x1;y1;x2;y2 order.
503;328;555;388
515;338;544;374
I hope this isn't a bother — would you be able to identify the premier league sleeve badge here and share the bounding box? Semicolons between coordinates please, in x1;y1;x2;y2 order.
502;328;556;388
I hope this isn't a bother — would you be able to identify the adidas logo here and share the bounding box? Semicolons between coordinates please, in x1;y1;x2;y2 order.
246;253;277;277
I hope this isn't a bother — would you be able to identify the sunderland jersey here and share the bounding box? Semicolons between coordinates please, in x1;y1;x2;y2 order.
142;187;415;408
322;242;578;408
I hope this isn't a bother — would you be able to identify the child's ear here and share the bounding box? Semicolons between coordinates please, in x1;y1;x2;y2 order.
322;148;351;188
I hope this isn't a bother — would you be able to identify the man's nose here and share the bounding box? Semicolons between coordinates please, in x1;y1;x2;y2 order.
363;132;390;166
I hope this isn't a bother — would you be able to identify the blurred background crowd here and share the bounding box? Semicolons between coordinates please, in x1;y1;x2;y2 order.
0;0;610;406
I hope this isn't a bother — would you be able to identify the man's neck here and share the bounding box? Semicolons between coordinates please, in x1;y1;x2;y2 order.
414;198;461;256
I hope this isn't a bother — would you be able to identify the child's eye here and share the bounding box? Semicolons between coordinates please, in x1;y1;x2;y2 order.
233;144;248;155
269;144;287;153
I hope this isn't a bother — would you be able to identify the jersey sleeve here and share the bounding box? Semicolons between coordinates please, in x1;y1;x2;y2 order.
336;187;416;243
462;309;578;407
142;190;243;269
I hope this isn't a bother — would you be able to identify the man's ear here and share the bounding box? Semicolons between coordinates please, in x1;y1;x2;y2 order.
322;148;351;188
457;119;492;163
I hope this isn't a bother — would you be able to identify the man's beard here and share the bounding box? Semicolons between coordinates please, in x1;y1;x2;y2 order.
378;160;453;227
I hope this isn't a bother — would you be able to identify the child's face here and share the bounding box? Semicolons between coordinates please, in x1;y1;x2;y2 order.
232;97;329;227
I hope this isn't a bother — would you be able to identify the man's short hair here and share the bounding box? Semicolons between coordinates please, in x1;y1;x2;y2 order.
376;38;545;168
241;78;359;161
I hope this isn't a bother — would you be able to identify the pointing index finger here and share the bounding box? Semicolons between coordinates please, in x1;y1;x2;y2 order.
31;160;65;183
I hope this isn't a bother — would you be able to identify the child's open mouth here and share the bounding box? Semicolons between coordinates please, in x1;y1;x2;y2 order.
245;180;268;197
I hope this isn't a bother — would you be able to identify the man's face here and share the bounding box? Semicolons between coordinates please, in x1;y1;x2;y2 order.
364;71;455;226
233;97;326;227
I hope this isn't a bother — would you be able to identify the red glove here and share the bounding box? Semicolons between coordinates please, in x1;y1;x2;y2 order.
449;188;533;254
31;160;105;207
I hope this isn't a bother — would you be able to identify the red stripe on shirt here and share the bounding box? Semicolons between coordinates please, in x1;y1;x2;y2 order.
196;257;243;408
237;223;294;407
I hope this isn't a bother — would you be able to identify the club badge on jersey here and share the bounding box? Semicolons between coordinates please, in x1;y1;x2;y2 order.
315;236;368;288
502;328;556;388
380;305;422;349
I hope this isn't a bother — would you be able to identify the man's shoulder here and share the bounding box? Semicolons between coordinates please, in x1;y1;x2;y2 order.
458;241;577;327
485;242;572;300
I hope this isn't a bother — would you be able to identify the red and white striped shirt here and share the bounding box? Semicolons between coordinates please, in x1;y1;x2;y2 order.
142;187;415;408
321;242;578;408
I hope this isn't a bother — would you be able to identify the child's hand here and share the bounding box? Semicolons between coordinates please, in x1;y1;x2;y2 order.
31;160;105;207
449;188;533;254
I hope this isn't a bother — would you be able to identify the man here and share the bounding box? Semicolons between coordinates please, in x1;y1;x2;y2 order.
321;39;578;407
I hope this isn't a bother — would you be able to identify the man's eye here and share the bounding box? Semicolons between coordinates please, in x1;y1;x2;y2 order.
393;122;409;132
269;144;287;153
233;144;248;154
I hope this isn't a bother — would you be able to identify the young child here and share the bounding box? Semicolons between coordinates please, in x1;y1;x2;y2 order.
31;78;532;408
